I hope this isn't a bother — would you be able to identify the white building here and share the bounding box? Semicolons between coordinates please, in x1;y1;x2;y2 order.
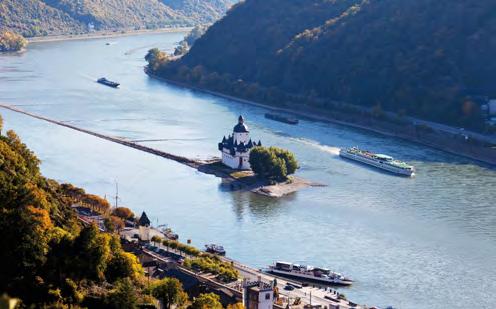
218;116;261;170
138;211;151;241
242;278;274;309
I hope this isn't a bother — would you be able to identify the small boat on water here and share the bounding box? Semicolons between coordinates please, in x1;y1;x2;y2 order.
97;77;120;88
205;244;226;255
339;147;415;177
266;261;353;286
265;113;299;125
160;227;179;240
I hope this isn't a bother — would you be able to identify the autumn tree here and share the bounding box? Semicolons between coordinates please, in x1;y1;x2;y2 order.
112;207;135;220
151;278;188;309
191;293;222;309
0;31;28;52
145;48;169;71
227;303;245;309
151;235;162;246
104;215;125;233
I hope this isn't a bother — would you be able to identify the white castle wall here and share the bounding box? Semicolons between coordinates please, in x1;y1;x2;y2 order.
222;150;251;170
234;132;249;144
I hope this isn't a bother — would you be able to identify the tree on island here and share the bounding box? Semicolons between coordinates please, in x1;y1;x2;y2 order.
249;146;298;181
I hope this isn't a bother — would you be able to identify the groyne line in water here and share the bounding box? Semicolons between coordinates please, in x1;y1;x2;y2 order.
0;103;203;168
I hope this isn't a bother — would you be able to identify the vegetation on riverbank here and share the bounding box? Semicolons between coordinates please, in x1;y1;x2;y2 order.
0;0;235;37
174;25;209;56
147;0;496;132
0;31;27;52
183;255;239;283
152;235;239;283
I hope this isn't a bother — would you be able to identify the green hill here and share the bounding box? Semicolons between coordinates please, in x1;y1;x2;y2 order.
0;0;235;37
152;0;496;130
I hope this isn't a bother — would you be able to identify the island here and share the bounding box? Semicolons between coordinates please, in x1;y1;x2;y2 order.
198;115;322;197
0;31;27;53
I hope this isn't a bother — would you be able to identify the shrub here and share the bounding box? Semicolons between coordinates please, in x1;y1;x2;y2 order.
249;146;298;180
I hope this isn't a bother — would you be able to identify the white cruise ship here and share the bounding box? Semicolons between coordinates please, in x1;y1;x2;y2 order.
339;147;415;176
267;261;353;286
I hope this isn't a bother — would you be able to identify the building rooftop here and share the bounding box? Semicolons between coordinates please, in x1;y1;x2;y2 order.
233;115;249;133
138;211;151;227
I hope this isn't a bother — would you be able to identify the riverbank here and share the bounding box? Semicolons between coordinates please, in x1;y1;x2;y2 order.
145;69;496;167
27;27;191;44
0;103;315;198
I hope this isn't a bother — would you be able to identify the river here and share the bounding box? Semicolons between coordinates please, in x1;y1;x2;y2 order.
1;32;495;309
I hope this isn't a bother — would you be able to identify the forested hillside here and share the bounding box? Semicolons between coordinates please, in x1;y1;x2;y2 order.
0;0;235;37
0;115;146;307
161;0;238;24
152;0;496;129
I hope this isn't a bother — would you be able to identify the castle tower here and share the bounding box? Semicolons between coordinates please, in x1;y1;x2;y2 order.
218;115;261;170
233;115;250;144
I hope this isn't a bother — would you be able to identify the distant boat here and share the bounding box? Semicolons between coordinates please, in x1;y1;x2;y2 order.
205;244;226;255
265;113;299;125
97;77;120;88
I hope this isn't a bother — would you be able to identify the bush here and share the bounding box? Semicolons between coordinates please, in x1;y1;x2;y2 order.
162;239;201;257
183;256;238;282
249;146;298;180
191;293;222;309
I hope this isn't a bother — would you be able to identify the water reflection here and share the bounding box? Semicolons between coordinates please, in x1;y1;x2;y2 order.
228;190;296;221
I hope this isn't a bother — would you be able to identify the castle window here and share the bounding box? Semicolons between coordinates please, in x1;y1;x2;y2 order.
265;293;270;300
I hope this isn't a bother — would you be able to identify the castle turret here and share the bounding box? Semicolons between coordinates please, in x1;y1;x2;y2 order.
218;116;261;170
233;115;249;144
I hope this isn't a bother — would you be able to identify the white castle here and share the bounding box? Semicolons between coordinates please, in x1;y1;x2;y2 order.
218;116;261;170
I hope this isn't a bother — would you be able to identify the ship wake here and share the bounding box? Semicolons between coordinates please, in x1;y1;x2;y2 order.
292;138;341;156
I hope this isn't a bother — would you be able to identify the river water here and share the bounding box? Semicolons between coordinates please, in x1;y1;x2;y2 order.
1;33;495;309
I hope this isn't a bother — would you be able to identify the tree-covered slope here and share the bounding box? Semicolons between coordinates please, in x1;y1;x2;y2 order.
160;0;496;129
161;0;237;24
0;0;235;37
0;0;85;37
0;116;145;307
